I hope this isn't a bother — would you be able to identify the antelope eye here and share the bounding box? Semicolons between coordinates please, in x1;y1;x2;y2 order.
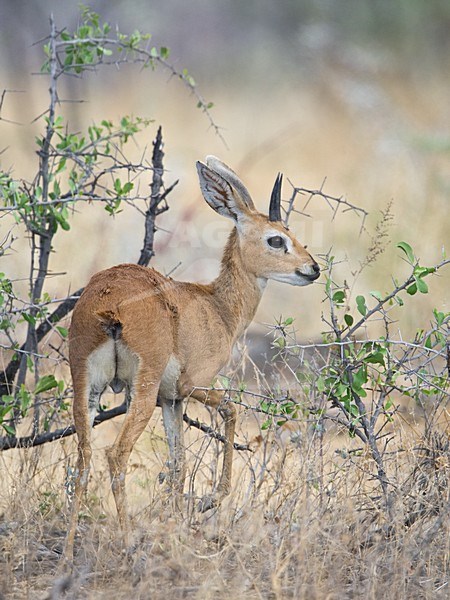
267;235;284;249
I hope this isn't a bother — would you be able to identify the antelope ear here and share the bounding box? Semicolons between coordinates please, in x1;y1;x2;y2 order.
205;156;255;210
196;161;252;221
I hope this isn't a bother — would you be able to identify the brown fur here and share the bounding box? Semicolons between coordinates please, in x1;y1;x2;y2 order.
63;157;319;563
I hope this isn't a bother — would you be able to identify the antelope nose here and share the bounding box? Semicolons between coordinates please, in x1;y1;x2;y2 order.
307;262;320;281
295;263;320;281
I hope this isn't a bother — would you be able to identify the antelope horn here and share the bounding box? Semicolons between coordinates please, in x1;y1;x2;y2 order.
268;173;283;222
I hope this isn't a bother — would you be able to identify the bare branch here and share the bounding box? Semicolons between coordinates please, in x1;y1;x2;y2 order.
0;400;250;452
284;180;368;231
0;291;82;398
0;89;24;126
138;126;178;267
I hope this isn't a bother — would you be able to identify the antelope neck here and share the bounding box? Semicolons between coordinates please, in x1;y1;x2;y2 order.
211;227;265;341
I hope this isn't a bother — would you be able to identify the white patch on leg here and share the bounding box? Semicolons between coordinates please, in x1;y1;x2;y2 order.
87;339;116;389
116;341;139;383
86;340;116;424
159;355;181;400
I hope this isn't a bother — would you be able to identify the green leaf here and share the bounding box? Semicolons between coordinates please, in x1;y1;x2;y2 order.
414;266;435;277
349;404;360;417
53;210;71;231
2;423;16;436
356;295;367;316
283;317;294;326
220;376;230;388
60;218;71;231
407;283;417;295
55;157;67;174
273;337;285;348
433;309;445;327
332;290;345;305
344;314;354;327
0;394;14;406
114;178;122;193
17;385;31;417
396;241;415;263
416;277;428;294
56;326;69;338
122;181;134;194
370;290;383;301
316;376;325;393
35;374;58;395
22;312;36;326
350;367;367;398
336;382;350;399
365;351;385;366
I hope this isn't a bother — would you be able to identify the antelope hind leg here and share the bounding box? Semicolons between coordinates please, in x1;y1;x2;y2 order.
160;397;186;512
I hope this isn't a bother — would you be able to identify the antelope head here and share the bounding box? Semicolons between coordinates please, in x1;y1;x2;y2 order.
196;156;320;287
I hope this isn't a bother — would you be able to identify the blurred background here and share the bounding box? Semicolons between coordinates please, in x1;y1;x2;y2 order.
1;0;449;339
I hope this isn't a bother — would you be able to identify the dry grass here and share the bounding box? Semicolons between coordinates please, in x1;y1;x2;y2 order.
0;402;448;599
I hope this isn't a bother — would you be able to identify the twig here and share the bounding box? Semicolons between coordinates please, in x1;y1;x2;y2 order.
342;257;450;341
138;126;178;267
0;291;82;398
0;89;24;126
284;179;368;231
182;413;250;452
0;401;250;452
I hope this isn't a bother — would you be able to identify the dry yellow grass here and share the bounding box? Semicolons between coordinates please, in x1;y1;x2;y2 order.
0;404;448;599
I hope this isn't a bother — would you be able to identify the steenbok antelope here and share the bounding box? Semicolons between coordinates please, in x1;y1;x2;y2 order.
64;156;320;559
